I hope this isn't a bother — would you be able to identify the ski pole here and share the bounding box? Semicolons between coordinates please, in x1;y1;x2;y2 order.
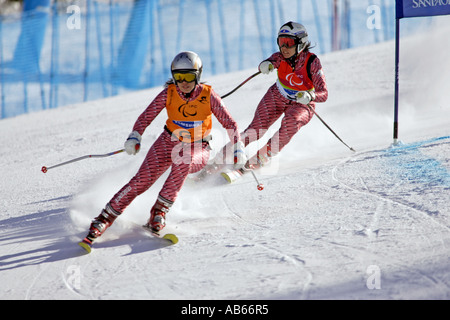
41;149;125;173
41;73;261;175
221;71;261;99
308;104;355;152
219;70;265;189
250;170;264;191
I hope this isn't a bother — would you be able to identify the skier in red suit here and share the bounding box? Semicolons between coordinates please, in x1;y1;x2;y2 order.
206;21;328;180
81;51;246;247
243;21;328;170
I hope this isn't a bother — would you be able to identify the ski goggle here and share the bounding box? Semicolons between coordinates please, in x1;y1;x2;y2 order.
277;37;297;49
173;72;196;83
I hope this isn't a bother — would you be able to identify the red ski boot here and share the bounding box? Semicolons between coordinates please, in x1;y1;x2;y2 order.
145;197;172;233
79;203;120;252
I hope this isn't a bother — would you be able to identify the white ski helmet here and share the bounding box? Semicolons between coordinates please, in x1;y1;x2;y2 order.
277;21;309;53
171;51;203;84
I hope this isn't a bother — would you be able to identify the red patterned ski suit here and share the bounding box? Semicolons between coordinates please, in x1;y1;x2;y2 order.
243;50;328;162
109;84;240;214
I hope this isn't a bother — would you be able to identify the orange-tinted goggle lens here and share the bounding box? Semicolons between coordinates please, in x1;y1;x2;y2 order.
278;37;296;48
173;72;196;83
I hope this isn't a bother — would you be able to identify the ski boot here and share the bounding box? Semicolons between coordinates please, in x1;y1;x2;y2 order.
251;145;274;170
144;196;173;233
221;146;273;183
79;203;120;252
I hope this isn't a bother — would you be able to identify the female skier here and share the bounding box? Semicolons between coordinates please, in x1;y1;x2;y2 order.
215;21;328;182
80;51;246;248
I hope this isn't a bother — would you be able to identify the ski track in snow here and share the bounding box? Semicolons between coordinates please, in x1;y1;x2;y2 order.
13;135;447;300
332;140;450;233
220;190;314;299
326;140;450;298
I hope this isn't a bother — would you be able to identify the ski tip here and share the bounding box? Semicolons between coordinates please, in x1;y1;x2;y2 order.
142;224;179;244
221;172;233;183
163;233;179;244
78;240;92;253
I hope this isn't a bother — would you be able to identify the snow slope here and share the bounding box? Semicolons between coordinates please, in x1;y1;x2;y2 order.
1;20;450;301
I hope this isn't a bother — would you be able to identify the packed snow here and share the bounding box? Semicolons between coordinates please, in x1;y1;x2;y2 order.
1;20;450;301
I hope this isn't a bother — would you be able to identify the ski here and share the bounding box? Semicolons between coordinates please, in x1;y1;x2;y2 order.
221;168;245;183
221;168;265;190
142;224;179;244
77;225;178;254
78;237;94;253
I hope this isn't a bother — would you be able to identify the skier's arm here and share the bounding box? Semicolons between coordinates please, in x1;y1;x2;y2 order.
310;57;328;103
258;52;283;73
124;89;167;155
210;89;241;144
132;89;167;135
210;90;246;168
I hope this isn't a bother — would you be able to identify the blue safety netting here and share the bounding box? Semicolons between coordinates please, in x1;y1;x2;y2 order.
1;0;424;119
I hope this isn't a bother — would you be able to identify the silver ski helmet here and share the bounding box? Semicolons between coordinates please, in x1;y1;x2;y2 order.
277;21;309;53
171;51;203;84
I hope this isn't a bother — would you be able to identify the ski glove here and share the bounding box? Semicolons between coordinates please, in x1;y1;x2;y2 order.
233;141;247;170
296;90;316;105
259;60;274;74
124;131;141;155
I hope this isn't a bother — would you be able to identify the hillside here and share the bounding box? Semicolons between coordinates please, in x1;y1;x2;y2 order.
0;24;449;302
